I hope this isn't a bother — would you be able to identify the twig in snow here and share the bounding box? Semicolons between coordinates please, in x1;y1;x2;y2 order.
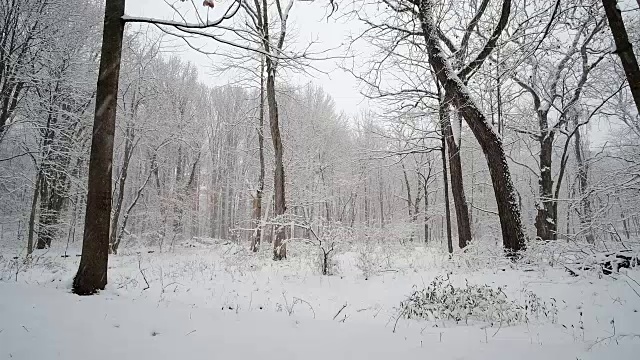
622;273;640;299
185;330;197;336
333;302;348;320
293;297;316;319
138;256;150;291
393;307;406;333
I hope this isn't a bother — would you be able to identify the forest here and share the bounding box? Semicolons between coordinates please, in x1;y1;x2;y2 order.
1;0;639;359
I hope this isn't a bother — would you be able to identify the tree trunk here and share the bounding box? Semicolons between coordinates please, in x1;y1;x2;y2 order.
109;124;134;253
402;164;413;220
602;0;640;115
423;180;429;244
73;0;125;296
440;107;453;254
378;169;384;227
535;128;557;241
27;171;42;256
37;113;58;249
573;118;595;244
173;144;184;234
113;166;155;253
265;66;286;260
443;109;472;248
401;163;416;242
251;58;266;252
418;0;526;255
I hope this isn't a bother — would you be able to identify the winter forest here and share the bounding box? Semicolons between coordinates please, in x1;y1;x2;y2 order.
1;0;640;358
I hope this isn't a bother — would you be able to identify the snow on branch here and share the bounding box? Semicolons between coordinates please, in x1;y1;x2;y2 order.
121;0;241;28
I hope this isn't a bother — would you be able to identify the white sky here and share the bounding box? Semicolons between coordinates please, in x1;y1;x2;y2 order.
124;0;621;147
125;0;369;117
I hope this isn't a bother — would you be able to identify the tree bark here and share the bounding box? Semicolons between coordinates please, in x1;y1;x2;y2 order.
602;0;640;115
266;68;286;260
109;123;134;253
112;165;155;253
443;109;472;248
419;0;526;255
27;171;42;256
402;163;413;220
73;0;125;296
440;126;453;255
251;57;266;252
535;126;557;241
423;180;429;243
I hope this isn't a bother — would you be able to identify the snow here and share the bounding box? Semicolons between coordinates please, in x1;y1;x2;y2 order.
1;240;640;359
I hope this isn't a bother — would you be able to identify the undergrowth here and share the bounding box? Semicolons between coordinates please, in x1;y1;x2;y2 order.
398;273;558;326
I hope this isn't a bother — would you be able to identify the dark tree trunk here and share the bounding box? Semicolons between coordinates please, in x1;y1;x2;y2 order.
423;181;429;244
419;0;525;255
402;164;413;220
535;128;557;241
441;133;453;254
266;67;286;260
440;104;453;254
602;0;640;115
73;0;125;296
443;109;472;248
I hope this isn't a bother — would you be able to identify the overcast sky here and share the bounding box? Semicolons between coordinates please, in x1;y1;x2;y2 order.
125;0;369;117
123;0;620;147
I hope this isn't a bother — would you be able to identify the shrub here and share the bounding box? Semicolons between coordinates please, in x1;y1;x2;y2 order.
398;274;557;326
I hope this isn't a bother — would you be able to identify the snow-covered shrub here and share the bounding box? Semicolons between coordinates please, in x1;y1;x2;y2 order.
353;226;396;278
0;253;66;281
383;220;419;245
448;238;512;272
356;243;379;278
520;240;640;276
399;274;557;325
311;224;351;276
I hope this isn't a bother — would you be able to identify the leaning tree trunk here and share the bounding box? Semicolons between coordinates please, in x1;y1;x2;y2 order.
443;109;472;248
109;123;134;253
602;0;640;115
265;63;286;260
418;0;526;255
535;129;557;241
112;165;155;254
73;0;125;296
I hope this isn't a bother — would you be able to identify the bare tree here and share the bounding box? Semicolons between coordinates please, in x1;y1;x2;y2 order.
73;0;126;295
414;0;525;254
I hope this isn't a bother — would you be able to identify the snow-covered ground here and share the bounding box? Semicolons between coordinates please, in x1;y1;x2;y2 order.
1;238;639;359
